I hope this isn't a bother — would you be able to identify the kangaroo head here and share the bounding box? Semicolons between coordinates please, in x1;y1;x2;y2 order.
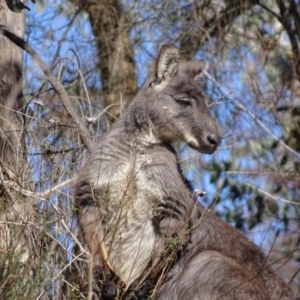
130;44;221;154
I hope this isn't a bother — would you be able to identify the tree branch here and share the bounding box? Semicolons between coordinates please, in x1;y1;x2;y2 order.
0;24;93;152
275;0;300;78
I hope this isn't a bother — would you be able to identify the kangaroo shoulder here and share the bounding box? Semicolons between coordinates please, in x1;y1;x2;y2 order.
82;134;131;188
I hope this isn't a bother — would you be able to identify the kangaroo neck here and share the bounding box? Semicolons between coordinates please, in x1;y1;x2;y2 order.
115;108;162;150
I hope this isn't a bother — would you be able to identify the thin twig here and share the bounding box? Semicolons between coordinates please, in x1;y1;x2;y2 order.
0;25;93;152
204;70;300;160
226;170;300;178
244;182;300;205
2;178;87;253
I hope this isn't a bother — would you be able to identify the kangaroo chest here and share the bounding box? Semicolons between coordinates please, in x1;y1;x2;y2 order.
96;149;173;287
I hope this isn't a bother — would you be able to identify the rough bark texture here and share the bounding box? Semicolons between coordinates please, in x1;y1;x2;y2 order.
0;1;36;298
0;0;25;180
74;0;138;120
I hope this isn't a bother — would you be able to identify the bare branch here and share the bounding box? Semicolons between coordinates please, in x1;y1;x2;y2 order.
0;25;93;152
244;183;300;206
204;71;300;160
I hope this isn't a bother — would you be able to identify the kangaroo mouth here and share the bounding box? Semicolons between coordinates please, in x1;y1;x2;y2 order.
190;143;218;154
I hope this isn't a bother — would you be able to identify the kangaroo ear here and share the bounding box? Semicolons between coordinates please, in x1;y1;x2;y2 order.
156;44;180;82
178;61;207;80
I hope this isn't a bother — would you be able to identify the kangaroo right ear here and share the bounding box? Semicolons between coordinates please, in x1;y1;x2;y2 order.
156;44;180;82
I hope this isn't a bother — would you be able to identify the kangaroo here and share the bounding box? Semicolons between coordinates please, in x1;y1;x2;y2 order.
74;45;292;299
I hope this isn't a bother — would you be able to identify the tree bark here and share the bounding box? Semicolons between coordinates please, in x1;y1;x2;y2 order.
75;0;138;120
0;0;25;180
0;1;36;298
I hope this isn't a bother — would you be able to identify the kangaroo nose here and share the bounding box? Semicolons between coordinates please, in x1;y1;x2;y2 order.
206;133;221;147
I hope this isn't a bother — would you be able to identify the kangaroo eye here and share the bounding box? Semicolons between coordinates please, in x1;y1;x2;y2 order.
176;99;192;107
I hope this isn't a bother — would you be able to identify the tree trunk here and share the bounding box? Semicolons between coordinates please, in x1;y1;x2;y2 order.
0;1;37;298
75;0;137;121
0;0;25;178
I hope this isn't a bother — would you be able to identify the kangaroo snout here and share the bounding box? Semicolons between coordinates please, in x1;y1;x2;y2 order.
206;132;222;148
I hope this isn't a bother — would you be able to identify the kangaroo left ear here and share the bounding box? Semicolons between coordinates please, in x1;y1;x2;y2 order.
178;61;207;80
156;44;180;82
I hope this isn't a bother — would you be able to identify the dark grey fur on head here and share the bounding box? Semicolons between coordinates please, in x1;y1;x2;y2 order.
68;44;292;300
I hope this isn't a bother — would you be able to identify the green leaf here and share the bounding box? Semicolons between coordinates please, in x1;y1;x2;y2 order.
31;0;47;13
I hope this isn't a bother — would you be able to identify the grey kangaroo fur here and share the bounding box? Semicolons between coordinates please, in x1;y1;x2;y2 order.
74;45;292;299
